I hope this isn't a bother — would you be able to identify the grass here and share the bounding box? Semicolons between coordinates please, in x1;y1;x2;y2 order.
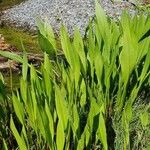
0;27;41;53
0;0;25;11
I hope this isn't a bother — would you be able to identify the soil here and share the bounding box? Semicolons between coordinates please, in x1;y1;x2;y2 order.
142;0;150;4
0;34;18;51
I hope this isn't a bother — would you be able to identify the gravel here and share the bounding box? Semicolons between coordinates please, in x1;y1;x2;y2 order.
0;0;136;34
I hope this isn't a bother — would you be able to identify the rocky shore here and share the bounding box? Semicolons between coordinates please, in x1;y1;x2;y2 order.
0;0;136;34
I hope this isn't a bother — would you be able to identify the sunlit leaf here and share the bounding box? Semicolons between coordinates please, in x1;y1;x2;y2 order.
12;93;24;125
97;113;108;150
10;116;27;150
56;120;65;150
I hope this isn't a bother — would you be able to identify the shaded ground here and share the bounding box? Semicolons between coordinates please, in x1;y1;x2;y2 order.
0;33;43;73
0;0;25;11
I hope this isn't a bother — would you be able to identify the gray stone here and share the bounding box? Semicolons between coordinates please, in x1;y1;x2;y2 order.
0;0;136;35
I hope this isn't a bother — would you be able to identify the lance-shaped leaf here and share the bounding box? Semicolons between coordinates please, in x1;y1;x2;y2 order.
12;93;25;125
80;79;86;107
56;120;65;150
119;13;139;83
2;139;8;150
73;28;86;73
10;116;27;150
60;25;74;69
37;19;56;56
0;51;23;63
94;44;103;85
55;85;68;130
97;112;108;150
45;102;54;144
22;51;28;81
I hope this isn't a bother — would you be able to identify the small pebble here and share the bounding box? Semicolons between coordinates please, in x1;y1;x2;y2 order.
0;0;136;35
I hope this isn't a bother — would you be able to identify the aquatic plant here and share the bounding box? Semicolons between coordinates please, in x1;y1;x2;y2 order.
0;1;150;149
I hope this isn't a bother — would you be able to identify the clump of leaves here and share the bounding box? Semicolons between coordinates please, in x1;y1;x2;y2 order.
0;1;150;149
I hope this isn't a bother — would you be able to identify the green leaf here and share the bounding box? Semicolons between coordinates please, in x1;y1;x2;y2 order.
45;102;54;144
38;32;54;56
56;120;65;150
37;19;56;56
137;38;150;62
0;73;5;101
44;52;52;76
42;67;52;101
2;139;8;150
30;86;38;123
60;25;74;68
73;28;86;73
10;116;27;150
0;73;4;83
20;78;27;104
0;51;23;63
140;28;150;42
12;93;24;125
119;13;139;83
79;98;101;148
139;42;150;82
87;20;95;70
95;0;111;63
80;79;86;107
97;113;108;150
94;45;103;84
37;107;51;143
140;111;149;128
139;15;150;42
95;0;109;38
72;104;79;136
55;85;68;130
21;126;28;148
22;51;28;81
77;131;85;150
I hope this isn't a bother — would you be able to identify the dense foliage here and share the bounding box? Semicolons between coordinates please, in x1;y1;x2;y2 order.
0;2;150;149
